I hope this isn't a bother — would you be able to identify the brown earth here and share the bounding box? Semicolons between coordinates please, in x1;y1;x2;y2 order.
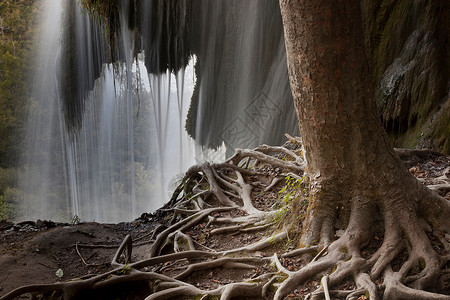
0;149;448;299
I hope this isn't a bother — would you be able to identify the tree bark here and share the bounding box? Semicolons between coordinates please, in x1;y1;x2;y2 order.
279;0;449;242
278;0;450;297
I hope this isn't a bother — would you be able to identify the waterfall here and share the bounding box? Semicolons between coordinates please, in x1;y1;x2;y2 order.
187;0;299;155
18;0;298;223
18;0;67;221
18;0;195;223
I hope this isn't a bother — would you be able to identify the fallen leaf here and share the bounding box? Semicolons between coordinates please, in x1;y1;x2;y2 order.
55;269;63;278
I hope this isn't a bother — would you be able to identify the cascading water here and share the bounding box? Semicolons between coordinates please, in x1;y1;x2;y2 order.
18;0;67;221
19;0;195;223
187;0;299;155
18;0;298;223
61;63;195;223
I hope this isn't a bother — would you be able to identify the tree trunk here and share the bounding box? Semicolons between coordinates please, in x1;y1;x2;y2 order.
278;0;450;298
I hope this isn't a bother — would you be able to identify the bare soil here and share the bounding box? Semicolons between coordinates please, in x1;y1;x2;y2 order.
0;150;448;299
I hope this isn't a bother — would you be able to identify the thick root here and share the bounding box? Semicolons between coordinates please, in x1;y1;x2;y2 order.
1;140;449;300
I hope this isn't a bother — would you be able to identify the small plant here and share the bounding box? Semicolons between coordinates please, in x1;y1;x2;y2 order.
272;207;288;227
275;175;304;209
268;233;278;244
117;264;131;275
271;177;300;226
271;175;308;237
269;260;277;271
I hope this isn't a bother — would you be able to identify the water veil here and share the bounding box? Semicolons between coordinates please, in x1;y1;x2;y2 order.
18;0;195;223
18;0;298;223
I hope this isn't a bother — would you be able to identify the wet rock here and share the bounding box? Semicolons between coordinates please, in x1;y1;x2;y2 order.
0;221;14;231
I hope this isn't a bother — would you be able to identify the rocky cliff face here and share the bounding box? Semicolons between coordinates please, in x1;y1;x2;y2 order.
362;0;449;153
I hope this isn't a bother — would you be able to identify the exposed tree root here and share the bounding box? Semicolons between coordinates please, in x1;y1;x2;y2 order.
1;139;449;300
75;243;107;267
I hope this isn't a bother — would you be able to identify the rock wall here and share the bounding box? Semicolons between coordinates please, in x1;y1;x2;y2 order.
362;0;449;153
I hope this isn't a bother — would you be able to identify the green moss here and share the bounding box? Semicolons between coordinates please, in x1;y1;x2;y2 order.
393;120;422;148
418;257;426;271
79;0;121;37
176;237;189;251
363;0;448;153
370;0;412;82
331;264;337;273
425;100;450;154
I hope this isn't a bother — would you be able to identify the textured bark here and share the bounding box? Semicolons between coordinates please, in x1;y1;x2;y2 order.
276;1;450;298
279;0;450;243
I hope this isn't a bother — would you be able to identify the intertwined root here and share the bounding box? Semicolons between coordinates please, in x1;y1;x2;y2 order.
1;140;449;300
273;210;450;300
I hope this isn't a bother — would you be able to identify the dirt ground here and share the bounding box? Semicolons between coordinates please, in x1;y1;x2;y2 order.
0;150;449;299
